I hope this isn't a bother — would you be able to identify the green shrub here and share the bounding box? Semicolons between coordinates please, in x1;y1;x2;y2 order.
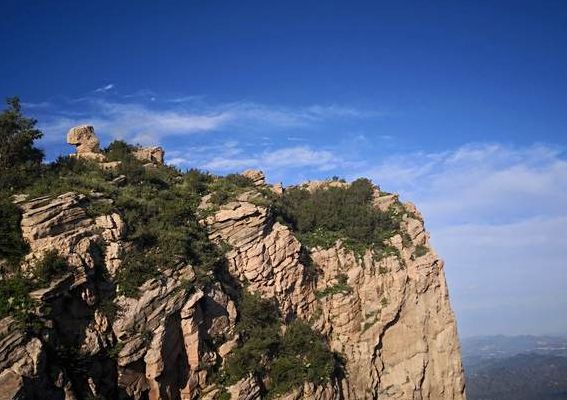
0;97;44;192
274;178;401;257
208;174;256;206
0;275;36;321
104;140;137;162
223;292;338;395
23;156;115;198
218;389;231;400
183;168;213;195
116;251;161;297
113;174;227;297
106;342;124;359
374;245;400;261
97;298;122;321
315;274;352;299
84;199;115;218
0;197;29;268
413;245;429;258
270;320;335;395
32;250;68;286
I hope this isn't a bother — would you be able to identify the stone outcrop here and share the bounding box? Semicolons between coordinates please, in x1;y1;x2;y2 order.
0;318;48;400
204;199;315;320
241;169;266;186
309;210;465;399
133;146;165;164
1;165;465;399
67;125;104;161
300;179;349;193
66;125;164;166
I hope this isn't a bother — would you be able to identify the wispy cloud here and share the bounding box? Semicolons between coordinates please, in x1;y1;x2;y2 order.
200;145;340;173
32;94;380;146
94;83;115;93
361;143;567;224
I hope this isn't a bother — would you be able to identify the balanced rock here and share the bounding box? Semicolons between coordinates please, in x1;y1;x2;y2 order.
67;125;105;161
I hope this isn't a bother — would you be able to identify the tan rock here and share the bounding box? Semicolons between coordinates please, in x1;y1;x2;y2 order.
133;146;165;164
241;169;266;186
228;376;262;400
301;179;348;193
271;183;284;195
67;125;101;155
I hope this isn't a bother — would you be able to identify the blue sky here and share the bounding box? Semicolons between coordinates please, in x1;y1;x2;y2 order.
1;0;566;337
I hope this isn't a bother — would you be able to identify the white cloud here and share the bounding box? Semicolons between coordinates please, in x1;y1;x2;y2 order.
33;96;380;146
94;83;115;93
363;143;567;225
200;145;340;173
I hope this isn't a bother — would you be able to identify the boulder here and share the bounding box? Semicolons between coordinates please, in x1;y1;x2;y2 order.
133;146;164;164
67;125;105;161
241;169;265;186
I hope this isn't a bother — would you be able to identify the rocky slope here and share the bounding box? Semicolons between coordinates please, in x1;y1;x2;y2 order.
0;126;465;400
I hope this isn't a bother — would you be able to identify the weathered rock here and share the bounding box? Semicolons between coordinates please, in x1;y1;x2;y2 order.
300;179;348;193
67;125;105;161
241;169;266;186
307;210;466;399
373;192;399;212
0;317;56;400
205;201;315;320
228;376;262;400
133;146;165;164
271;183;284;195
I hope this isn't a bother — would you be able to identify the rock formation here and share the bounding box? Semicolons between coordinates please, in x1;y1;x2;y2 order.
200;189;466;400
67;125;105;162
0;135;466;399
66;125;165;166
133;146;165;164
241;169;266;186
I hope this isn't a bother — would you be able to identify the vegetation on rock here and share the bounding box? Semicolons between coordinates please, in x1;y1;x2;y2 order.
0;197;29;270
222;292;338;395
274;178;403;257
315;273;353;299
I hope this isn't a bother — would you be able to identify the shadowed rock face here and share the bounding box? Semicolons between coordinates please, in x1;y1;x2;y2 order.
0;174;465;399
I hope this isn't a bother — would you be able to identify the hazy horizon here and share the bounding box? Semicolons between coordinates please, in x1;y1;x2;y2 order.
2;0;566;337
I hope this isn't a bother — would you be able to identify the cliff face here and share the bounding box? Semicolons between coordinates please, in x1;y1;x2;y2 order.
0;129;465;399
203;190;465;400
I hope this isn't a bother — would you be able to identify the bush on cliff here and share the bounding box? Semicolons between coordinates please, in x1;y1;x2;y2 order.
208;173;257;206
222;292;337;395
0;275;36;321
113;170;227;297
32;250;69;286
0;197;29;270
274;178;401;256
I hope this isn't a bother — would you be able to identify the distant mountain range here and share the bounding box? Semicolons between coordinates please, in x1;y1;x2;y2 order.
463;335;567;400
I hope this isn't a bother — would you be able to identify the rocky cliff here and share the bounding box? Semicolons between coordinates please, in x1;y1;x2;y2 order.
0;127;465;400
